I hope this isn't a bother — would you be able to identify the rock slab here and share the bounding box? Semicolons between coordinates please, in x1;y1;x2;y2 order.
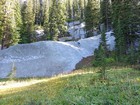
0;32;114;78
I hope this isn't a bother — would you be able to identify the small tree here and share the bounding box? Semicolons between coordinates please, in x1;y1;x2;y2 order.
93;26;107;79
93;26;114;79
93;45;106;79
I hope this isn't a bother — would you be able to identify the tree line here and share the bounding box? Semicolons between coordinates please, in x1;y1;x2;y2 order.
0;0;85;49
0;0;139;60
92;0;140;79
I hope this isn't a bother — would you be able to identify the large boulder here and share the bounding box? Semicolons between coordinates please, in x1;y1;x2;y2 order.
0;32;114;78
68;21;86;39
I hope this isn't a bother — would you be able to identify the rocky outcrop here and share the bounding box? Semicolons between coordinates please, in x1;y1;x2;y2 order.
0;36;100;78
0;32;114;78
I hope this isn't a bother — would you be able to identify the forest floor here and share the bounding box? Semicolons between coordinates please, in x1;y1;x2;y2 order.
0;67;140;105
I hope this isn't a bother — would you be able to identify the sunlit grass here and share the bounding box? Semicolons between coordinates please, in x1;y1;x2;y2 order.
0;67;140;105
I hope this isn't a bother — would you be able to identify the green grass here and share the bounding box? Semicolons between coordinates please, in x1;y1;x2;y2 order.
0;67;140;105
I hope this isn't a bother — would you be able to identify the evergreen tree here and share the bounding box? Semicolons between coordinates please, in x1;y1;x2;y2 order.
57;1;67;37
14;0;23;41
93;27;107;79
72;0;79;20
0;0;20;49
21;0;35;43
7;0;20;47
33;0;44;26
79;0;84;21
39;0;44;25
0;0;5;49
115;19;125;60
83;0;87;19
85;0;100;37
43;0;50;26
66;0;87;22
44;0;67;41
43;0;50;39
46;0;59;40
112;0;133;60
33;0;40;25
93;25;114;79
100;0;111;31
66;0;72;21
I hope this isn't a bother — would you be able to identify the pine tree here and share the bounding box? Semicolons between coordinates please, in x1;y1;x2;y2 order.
72;0;79;20
0;0;20;49
100;0;111;31
0;0;5;49
126;1;140;64
98;26;107;79
66;0;87;22
43;0;50;39
7;0;20;47
33;0;40;25
83;0;87;19
33;0;44;26
79;0;84;21
47;0;59;40
44;0;67;41
93;25;114;79
129;1;140;43
112;0;133;60
42;0;51;26
57;1;67;37
21;0;35;43
85;0;100;37
39;0;44;25
14;0;23;42
114;18;125;60
66;0;72;21
93;41;107;79
112;1;124;58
